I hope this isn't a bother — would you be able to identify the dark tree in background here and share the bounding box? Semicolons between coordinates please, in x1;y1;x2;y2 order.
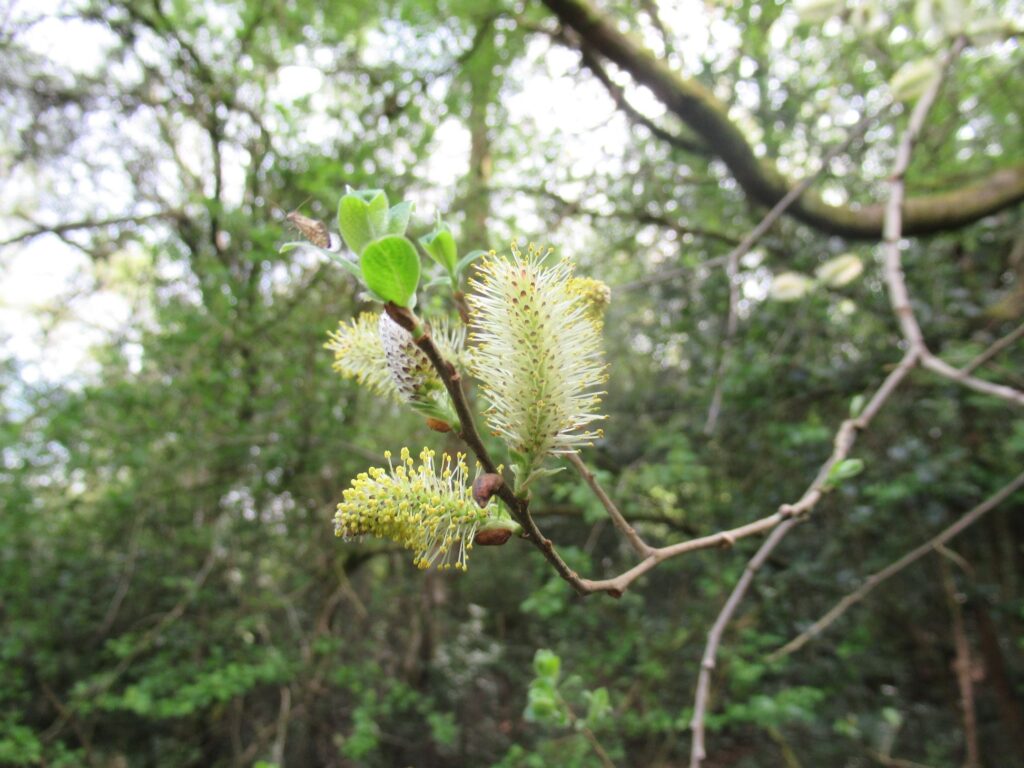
1;0;1023;766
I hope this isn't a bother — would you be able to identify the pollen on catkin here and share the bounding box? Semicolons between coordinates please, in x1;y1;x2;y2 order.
325;312;397;397
325;312;470;405
467;242;607;477
334;448;497;570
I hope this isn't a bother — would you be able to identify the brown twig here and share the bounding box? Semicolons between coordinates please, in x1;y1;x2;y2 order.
384;303;592;593
768;469;1024;660
566;452;652;557
961;321;1024;375
879;36;1024;408
689;519;796;767
688;348;918;767
939;556;980;768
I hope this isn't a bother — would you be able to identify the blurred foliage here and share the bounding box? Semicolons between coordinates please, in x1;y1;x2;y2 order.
2;0;1024;766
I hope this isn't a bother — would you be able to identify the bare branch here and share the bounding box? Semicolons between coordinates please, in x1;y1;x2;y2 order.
690;519;796;767
879;36;1024;407
538;0;1024;238
688;349;918;767
566;452;652;557
920;353;1024;405
0;211;178;248
960;322;1024;375
768;469;1024;661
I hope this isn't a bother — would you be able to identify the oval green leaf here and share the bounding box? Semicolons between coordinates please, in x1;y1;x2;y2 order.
337;190;389;255
360;235;421;307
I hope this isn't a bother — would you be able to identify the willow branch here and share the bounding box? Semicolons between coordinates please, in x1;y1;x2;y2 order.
920;353;1024;405
539;0;1024;238
770;470;1024;661
384;303;591;594
566;452;652;557
879;37;1024;407
961;322;1024;375
688;349;917;767
690;36;988;765
690;520;796;768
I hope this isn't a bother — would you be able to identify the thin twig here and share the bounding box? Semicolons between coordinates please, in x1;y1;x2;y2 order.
703;107;880;434
880;35;1024;408
768;469;1024;660
573;35;707;156
558;691;617;768
920;353;1024;405
384;303;592;594
961;322;1024;375
689;519;797;767
939;557;980;768
687;348;918;767
0;211;178;248
566;452;652;557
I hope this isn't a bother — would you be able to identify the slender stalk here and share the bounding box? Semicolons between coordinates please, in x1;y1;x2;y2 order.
566;452;652;557
939;557;980;768
384;303;591;593
961;322;1024;375
687;350;917;767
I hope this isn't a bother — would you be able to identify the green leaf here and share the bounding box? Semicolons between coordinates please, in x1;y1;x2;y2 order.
524;686;559;723
585;687;611;725
849;394;866;418
280;242;362;281
366;192;389;237
419;227;458;274
826;458;865;488
360;235;421;307
386;201;413;236
325;252;363;280
533;649;561;682
337;189;389;255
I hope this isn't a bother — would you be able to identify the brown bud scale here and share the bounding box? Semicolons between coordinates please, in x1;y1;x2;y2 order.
472;473;504;508
474;528;512;546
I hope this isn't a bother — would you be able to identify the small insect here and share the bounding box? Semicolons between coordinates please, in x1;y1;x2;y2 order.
286;210;331;249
